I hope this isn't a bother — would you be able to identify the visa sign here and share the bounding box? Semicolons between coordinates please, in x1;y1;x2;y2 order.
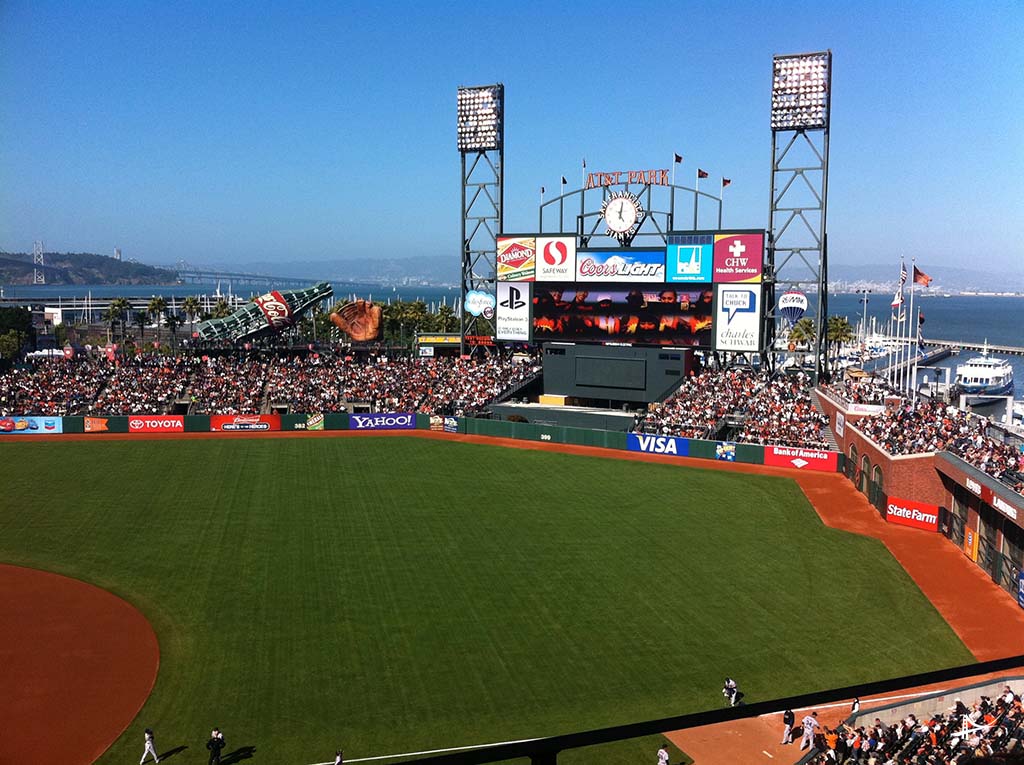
627;433;689;456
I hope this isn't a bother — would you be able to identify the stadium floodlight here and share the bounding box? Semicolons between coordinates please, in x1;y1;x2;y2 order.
457;84;504;152
771;51;831;132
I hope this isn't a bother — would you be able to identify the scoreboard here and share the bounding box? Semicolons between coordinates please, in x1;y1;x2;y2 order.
494;230;766;352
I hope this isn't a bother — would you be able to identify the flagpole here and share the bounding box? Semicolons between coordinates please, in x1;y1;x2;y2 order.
692;169;699;230
718;179;725;229
907;257;917;397
672;155;676;188
912;306;922;404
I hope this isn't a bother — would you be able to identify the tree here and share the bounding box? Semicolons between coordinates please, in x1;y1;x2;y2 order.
0;329;24;360
788;317;816;347
436;304;458;333
106;298;132;342
164;313;183;350
182;296;202;336
147;296;168;329
133;310;148;341
211;299;232;319
827;315;855;363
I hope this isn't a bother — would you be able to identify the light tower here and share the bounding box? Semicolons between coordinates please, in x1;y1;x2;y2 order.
33;240;45;284
766;51;832;380
457;84;504;354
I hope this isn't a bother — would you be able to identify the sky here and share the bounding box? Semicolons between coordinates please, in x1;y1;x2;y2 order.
1;0;1022;273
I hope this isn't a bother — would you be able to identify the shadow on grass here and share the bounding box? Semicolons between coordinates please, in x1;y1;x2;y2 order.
220;746;257;764
156;745;188;761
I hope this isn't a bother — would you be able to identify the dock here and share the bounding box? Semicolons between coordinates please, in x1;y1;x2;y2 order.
923;338;1024;357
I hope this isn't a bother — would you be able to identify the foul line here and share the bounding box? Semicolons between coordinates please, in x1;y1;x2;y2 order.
308;736;543;765
307;691;946;765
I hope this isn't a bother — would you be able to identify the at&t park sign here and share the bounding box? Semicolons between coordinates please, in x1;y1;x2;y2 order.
585;169;670;189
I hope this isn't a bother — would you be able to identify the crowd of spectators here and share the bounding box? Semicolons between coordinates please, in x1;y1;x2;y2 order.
265;355;541;416
735;374;832;450
0;351;541;419
821;377;894;406
804;684;1024;765
855;397;1024;494
634;367;832;448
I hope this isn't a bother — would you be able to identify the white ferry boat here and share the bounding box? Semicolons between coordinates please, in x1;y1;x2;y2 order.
953;342;1015;403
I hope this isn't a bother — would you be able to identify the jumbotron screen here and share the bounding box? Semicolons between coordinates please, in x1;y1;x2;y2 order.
532;284;713;346
493;231;765;351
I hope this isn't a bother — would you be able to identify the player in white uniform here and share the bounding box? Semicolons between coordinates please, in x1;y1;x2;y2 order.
140;727;160;764
657;743;670;765
800;711;821;750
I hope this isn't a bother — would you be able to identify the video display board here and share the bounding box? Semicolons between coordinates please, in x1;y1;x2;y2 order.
531;283;713;346
494;229;765;349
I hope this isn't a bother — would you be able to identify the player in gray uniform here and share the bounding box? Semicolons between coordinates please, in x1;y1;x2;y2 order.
140;727;160;763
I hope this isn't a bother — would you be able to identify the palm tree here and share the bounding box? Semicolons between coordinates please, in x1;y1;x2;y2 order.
147;296;168;328
436;304;458;333
211;299;232;319
827;315;855;365
133;310;148;341
789;317;816;347
164;313;183;350
182;296;201;336
106;297;131;342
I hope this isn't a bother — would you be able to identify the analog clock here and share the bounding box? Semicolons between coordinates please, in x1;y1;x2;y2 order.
600;192;644;244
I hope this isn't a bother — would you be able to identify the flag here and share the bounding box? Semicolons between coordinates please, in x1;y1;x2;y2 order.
697;169;709;179
582;157;586;168
913;266;932;286
540;186;545;194
560;175;567;185
722;178;731;188
899;261;908;287
918;310;925;325
890;290;903;309
674;153;683;164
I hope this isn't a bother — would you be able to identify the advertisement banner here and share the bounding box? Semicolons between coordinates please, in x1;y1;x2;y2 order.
1017;572;1024;610
84;417;109;433
576;249;665;282
764;446;839;472
715;442;737;461
535;237;577;282
496;237;536;282
428;416;459;433
128;415;184;433
846;403;885;415
714;283;762;352
835;411;846;437
0;416;62;434
666;234;714;283
964;526;979;562
532;283;713;347
210;414;281;432
885;498;940;531
496;282;531;341
348;412;416;431
713;232;764;283
626;433;689;456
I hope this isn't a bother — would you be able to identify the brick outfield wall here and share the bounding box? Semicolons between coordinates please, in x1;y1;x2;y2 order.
815;389;947;508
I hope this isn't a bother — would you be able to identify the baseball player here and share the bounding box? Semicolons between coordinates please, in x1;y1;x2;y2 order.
781;709;795;744
657;742;670;765
140;727;160;764
723;677;738;706
800;711;821;751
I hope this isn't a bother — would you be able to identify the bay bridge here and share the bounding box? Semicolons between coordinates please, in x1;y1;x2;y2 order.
171;265;379;292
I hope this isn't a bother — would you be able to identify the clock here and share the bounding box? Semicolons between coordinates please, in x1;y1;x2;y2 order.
600;191;644;244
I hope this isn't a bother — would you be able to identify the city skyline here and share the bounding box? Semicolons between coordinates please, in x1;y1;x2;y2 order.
2;1;1022;274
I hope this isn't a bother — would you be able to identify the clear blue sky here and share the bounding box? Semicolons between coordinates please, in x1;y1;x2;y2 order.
2;0;1022;272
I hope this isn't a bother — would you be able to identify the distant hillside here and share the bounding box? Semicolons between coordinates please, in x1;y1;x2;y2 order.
0;251;177;285
829;263;1024;293
242;256;458;286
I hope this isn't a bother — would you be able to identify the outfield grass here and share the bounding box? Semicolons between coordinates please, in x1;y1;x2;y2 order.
0;436;971;764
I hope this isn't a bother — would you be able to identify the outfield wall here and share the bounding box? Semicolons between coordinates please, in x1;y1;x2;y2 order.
0;412;844;474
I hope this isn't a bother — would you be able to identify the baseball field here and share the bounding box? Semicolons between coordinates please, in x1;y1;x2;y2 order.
0;435;973;764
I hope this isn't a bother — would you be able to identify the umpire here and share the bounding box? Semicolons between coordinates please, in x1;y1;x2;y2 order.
206;728;225;764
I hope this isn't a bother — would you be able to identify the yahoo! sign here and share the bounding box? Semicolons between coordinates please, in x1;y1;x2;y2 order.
886;498;939;532
349;412;416;431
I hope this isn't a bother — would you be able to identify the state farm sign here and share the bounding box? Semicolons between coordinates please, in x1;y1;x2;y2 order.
886;498;939;532
764;446;839;472
128;415;184;433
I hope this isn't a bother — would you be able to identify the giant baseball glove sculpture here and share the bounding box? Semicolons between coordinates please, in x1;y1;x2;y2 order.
330;300;383;342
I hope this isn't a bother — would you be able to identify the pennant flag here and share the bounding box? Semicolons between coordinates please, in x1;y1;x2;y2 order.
560;175;567;185
913;266;932;286
697;169;709;179
722;178;731;188
674;153;683;164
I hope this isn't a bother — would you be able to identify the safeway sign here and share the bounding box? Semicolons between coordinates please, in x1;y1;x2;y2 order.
763;446;839;472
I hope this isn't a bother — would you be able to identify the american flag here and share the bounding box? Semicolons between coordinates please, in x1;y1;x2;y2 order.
899;260;908;288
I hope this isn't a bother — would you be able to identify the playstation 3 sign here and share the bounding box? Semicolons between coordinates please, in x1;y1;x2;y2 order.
496;282;531;341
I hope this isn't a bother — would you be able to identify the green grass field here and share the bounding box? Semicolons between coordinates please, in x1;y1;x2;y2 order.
0;436;971;764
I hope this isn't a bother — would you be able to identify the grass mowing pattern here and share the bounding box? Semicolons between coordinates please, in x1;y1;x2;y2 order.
0;437;971;764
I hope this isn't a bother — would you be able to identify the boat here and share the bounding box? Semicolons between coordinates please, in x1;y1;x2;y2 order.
953;342;1015;403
